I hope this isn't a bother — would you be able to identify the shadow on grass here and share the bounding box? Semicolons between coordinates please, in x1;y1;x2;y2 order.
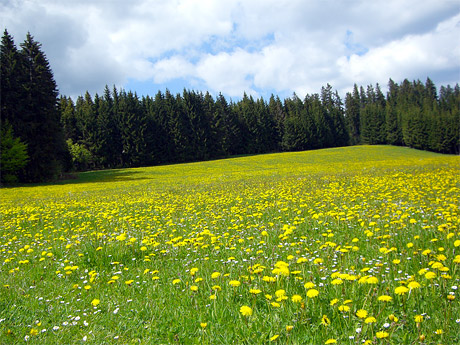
1;169;153;188
58;169;153;185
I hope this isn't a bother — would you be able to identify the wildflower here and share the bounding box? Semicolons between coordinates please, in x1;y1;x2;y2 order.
378;295;392;302
269;334;279;341
435;329;443;335
125;280;134;285
325;339;337;344
356;309;368;319
209;294;216;300
338;305;350;312
190;285;198;292
330;298;339;306
408;281;421;289
200;322;207;329
211;272;220;279
425;272;436;279
172;279;181;285
275;289;286;298
394;286;409;295
286;325;294;332
249;289;262;295
364;316;376;324
447;294;455;301
304;282;315;289
414;315;423;323
321;315;331;326
190;267;198;276
229;280;241;287
30;328;39;336
291;294;302;303
376;331;389;338
91;299;100;307
271;302;281;308
306;289;319;298
388;314;398;322
240;305;252;316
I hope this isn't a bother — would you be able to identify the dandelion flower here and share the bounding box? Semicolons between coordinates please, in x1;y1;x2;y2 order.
291;294;302;303
425;272;436;279
211;272;220;279
229;280;241;287
376;331;389;338
364;316;376;324
200;322;207;329
321;315;331;326
91;299;100;307
356;309;368;319
240;305;252;316
286;325;294;332
325;339;337;344
306;289;319;298
378;295;393;302
394;286;409;295
190;285;198;292
270;334;279;341
414;315;423;323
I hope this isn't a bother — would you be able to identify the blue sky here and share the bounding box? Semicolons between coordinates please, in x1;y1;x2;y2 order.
1;0;459;100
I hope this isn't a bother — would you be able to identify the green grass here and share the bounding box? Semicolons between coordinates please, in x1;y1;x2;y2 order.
1;145;459;344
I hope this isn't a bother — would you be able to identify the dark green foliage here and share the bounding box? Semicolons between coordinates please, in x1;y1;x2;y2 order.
0;122;29;183
1;31;70;182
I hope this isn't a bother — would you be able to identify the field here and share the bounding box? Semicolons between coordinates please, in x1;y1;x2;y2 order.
1;145;459;344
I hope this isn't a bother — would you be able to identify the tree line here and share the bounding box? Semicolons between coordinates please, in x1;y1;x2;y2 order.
1;30;459;183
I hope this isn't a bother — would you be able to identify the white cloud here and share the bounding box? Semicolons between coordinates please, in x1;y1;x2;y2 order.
1;0;459;99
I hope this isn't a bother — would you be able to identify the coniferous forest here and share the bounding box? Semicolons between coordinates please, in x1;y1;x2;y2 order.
1;30;459;183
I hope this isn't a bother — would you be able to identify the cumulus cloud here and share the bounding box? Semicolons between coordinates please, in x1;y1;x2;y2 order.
1;0;458;99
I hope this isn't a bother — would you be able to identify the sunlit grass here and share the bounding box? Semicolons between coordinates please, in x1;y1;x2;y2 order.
1;145;459;344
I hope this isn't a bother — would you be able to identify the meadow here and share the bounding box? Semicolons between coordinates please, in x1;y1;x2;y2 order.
1;145;459;344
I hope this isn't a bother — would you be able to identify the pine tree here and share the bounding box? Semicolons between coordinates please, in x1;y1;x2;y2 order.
15;33;70;181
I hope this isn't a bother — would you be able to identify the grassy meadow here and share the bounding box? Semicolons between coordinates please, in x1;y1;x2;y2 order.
1;145;459;344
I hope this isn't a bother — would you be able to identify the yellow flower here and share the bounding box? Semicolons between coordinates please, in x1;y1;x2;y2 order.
200;322;207;329
364;316;376;324
30;328;39;336
394;286;409;295
331;278;343;285
229;280;241;287
408;281;421;289
376;331;389;338
249;288;262;295
172;279;181;285
304;282;315;289
270;334;279;341
275;289;286;298
212;285;221;291
321;315;331;326
378;295;393;302
240;305;252;316
306;289;319;298
325;339;337;344
125;280;134;285
425;272;436;279
286;325;294;332
211;272;220;279
338;305;350;312
209;294;216;300
190;285;198;292
356;309;368;319
271;302;281;308
435;329;443;335
414;314;423;323
330;298;339;306
388;314;398;322
190;267;198;276
84;285;91;290
91;299;100;307
291;294;302;303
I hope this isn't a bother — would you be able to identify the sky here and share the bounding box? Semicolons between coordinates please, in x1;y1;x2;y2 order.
1;0;459;100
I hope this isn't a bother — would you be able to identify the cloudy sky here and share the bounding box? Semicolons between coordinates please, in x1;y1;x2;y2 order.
1;0;459;100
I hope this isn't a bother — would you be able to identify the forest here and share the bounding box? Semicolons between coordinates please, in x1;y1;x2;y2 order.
1;30;459;183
